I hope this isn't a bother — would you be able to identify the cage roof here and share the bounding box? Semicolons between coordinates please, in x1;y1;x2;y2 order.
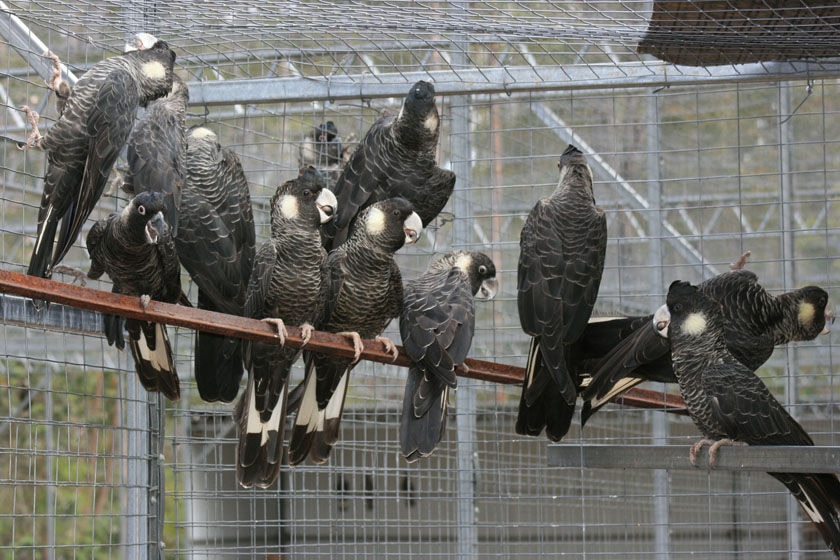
638;0;840;66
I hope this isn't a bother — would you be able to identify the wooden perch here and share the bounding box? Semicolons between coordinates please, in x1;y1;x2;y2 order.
0;268;686;413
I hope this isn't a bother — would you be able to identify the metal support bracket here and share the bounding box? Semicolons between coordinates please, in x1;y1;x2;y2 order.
547;444;840;473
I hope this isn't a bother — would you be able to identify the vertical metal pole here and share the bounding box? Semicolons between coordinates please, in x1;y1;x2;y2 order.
121;352;153;560
778;82;801;560
450;1;478;556
44;366;56;560
646;92;670;559
149;385;165;558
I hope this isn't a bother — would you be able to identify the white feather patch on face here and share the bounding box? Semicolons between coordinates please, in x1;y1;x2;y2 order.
454;252;473;274
682;312;707;336
278;194;299;220
189;126;216;141
798;301;816;326
366;207;386;235
424;111;439;133
120;202;133;222
141;61;167;81
557;165;570;186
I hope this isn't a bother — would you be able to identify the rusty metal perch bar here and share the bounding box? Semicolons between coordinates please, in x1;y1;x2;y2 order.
0;268;687;413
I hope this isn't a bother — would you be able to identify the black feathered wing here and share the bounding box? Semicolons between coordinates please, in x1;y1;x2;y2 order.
235;241;299;487
177;193;251;315
288;254;349;465
126;320;180;401
701;362;840;557
85;219;127;350
327;119;385;248
400;268;474;387
579;269;787;429
290;242;403;465
124;99;186;235
399;268;475;461
579;316;674;424
516;191;607;442
702;362;812;447
59;69;138;266
177;145;255;403
517;198;607;400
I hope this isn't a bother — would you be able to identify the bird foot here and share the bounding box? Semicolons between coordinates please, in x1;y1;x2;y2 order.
262;318;288;345
688;438;717;466
690;438;747;467
44;51;63;91
729;250;751;271
299;322;314;346
50;265;88;287
338;331;364;363
18;106;43;149
375;335;399;362
707;438;747;466
139;294;152;311
104;168;124;197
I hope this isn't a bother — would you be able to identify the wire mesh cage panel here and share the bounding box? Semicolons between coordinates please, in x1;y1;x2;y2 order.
1;1;840;559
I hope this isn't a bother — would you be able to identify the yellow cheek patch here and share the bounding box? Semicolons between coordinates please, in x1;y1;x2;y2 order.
366;207;386;235
682;312;707;336
141;61;167;81
798;302;816;326
278;195;299;220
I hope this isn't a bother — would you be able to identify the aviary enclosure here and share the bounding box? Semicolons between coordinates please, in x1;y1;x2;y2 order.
1;1;839;558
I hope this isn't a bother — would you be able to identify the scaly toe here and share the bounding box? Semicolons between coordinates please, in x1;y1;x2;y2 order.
299;323;314;346
261;318;287;345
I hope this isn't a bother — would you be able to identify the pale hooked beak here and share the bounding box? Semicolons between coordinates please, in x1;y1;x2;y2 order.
125;32;159;52
316;188;337;223
145;211;167;245
653;303;671;338
823;298;835;334
476;277;499;301
403;211;423;244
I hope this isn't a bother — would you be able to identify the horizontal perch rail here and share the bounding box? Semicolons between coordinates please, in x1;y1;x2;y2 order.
0;268;686;413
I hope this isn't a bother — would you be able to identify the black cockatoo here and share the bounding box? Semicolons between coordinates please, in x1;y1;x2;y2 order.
515;144;607;442
86;191;185;400
175;126;256;403
399;250;498;462
323;80;455;249
289;197;423;465
123;74;189;236
299;121;342;170
658;280;840;558
580;269;832;426
235;167;337;488
26;36;177;280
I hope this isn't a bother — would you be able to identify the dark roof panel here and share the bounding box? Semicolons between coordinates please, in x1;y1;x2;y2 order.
637;1;840;66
